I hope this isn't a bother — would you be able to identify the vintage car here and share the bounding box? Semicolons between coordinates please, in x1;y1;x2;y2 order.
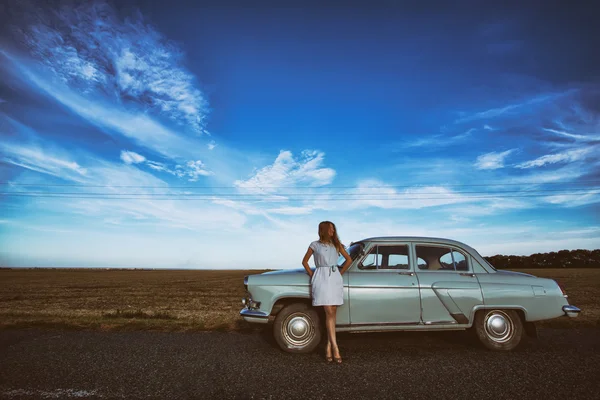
240;236;580;352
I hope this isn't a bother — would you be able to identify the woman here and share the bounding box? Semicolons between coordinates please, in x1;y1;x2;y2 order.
302;221;352;363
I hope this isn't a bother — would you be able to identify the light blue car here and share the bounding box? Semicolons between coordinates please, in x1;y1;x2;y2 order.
240;236;580;352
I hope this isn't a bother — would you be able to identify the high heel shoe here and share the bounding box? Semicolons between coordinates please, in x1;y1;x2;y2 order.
333;347;342;364
325;346;333;363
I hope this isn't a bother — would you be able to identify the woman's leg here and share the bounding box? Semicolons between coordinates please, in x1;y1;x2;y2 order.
323;305;341;361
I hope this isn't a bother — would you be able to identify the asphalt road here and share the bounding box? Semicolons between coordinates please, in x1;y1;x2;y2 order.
0;327;599;400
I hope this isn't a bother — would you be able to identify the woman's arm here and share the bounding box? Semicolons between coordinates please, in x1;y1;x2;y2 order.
302;247;314;278
339;246;352;275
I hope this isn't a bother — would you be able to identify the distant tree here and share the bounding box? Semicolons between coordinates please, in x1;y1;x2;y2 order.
484;249;600;269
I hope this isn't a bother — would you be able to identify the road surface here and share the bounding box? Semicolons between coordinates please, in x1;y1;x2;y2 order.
1;328;599;399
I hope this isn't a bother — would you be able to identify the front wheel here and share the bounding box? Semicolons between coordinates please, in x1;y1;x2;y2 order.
474;309;523;351
273;303;321;353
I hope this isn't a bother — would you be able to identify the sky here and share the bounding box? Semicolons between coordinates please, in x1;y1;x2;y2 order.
0;0;599;269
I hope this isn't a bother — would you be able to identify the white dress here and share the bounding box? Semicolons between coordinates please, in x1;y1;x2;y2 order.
309;240;343;306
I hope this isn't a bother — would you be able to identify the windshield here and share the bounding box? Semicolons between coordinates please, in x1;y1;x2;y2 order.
337;242;364;267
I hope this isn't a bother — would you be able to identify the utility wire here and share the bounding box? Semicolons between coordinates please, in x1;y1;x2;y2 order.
0;188;597;196
2;180;600;189
1;192;598;201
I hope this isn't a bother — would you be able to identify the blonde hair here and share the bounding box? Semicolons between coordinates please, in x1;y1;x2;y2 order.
318;221;343;253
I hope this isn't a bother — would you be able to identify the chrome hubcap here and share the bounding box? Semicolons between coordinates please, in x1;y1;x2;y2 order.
484;311;513;343
282;313;315;347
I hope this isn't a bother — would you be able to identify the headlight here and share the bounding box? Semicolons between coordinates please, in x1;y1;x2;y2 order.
241;293;260;310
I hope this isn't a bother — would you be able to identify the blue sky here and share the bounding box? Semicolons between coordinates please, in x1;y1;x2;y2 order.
0;0;599;269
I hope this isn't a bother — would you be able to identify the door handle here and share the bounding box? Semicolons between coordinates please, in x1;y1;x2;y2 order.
399;271;415;276
460;273;475;277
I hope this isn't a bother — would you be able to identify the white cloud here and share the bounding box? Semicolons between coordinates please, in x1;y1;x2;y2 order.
176;160;213;181
401;129;475;149
120;150;146;164
207;141;217;150
1;142;88;179
268;206;315;215
515;147;593;169
1;138;245;232
234;150;336;194
344;181;476;210
474;149;516;170
541;190;600;207
18;1;208;134
454;92;569;123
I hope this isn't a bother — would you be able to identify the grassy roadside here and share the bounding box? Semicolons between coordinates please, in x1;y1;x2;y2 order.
0;268;597;332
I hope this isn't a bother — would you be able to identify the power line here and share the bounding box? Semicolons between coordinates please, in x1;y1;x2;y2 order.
2;180;600;189
1;192;598;201
0;187;598;196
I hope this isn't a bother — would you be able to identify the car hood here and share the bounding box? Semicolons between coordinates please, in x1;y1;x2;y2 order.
261;268;308;276
495;270;536;278
249;268;311;286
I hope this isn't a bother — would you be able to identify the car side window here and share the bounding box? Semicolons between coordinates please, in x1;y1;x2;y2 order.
359;245;410;270
453;251;468;271
360;252;381;269
416;245;469;271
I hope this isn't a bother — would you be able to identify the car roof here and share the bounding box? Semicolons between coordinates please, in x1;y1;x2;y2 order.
354;236;472;248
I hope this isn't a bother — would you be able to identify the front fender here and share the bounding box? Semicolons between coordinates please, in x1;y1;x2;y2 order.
249;284;311;316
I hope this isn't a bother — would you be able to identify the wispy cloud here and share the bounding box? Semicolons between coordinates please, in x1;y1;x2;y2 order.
123;152;213;181
1;141;88;180
454;92;571;124
180;160;212;181
515;147;594;169
234;150;336;194
474;149;516;170
543;128;600;142
14;0;208;134
120;150;146;164
401;128;475;149
1;136;244;231
541;190;600;207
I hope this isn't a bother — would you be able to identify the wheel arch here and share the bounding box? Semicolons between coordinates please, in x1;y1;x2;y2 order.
471;305;529;323
271;296;313;317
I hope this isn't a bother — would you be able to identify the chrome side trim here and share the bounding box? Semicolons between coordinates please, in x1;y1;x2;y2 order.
424;320;457;325
336;324;466;333
562;305;580;318
347;286;419;289
339;321;420;328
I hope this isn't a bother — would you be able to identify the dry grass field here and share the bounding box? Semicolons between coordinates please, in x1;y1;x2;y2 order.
0;268;597;331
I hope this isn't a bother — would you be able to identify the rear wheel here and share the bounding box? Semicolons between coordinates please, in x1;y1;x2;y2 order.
474;309;523;351
273;303;321;353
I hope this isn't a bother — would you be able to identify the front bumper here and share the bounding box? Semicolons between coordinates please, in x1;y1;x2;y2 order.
240;308;269;324
563;305;581;318
240;292;268;324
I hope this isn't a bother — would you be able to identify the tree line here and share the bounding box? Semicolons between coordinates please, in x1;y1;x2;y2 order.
484;249;600;269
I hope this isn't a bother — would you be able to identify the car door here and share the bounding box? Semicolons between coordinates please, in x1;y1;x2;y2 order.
348;242;421;325
414;243;483;325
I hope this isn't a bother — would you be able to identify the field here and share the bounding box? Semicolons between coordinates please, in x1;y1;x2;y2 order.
0;268;598;331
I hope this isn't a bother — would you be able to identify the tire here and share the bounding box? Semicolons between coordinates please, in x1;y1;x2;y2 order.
474;309;524;351
273;303;321;353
